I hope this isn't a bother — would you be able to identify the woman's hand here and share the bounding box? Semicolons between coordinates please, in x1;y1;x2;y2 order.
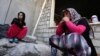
59;20;64;23
63;16;70;22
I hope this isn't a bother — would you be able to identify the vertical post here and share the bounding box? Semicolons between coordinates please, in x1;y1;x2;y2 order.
4;0;12;24
50;0;55;27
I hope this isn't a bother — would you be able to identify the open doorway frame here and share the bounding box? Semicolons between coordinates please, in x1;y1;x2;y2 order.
49;0;56;27
50;0;100;27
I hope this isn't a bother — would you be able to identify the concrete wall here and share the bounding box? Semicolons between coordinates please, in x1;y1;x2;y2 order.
0;0;11;24
0;0;44;35
89;23;100;54
0;0;52;42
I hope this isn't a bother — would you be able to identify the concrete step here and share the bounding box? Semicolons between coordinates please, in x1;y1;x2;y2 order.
92;39;100;54
96;47;100;54
90;33;100;40
92;39;100;47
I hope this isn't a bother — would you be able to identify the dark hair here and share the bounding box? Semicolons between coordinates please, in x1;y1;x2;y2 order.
18;11;26;26
60;9;71;33
62;9;71;18
18;11;25;22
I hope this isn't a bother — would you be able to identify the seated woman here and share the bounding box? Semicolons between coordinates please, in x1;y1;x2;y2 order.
50;8;97;56
7;12;27;43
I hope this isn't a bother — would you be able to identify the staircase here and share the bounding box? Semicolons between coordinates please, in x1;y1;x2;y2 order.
92;39;100;52
90;24;100;55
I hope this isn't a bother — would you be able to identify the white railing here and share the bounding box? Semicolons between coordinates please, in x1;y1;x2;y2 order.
32;0;47;36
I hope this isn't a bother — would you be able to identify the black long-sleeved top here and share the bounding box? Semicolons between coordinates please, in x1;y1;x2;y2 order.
11;18;26;28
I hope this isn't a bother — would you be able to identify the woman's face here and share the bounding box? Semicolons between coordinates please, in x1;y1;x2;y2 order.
65;12;72;21
18;13;23;20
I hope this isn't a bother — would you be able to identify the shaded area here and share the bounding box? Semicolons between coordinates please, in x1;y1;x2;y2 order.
55;0;100;20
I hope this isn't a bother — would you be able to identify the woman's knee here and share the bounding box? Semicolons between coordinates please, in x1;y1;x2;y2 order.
17;27;28;39
7;24;21;38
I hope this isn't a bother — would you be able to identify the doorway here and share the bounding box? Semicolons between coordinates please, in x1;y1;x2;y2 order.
54;0;100;25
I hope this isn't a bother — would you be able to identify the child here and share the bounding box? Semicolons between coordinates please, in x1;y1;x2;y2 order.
7;12;27;43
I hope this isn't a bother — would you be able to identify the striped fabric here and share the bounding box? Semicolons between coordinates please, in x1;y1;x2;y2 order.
49;33;91;56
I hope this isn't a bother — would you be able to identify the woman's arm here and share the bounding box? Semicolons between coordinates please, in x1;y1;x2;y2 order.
65;21;86;34
11;18;16;24
56;21;65;36
62;12;86;34
11;18;23;28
